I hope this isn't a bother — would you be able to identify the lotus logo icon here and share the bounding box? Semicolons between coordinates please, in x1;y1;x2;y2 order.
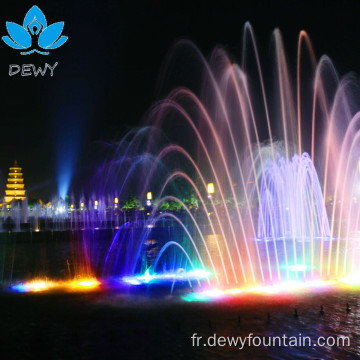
2;5;68;55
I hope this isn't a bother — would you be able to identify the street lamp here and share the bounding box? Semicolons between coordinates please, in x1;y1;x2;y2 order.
207;183;215;198
146;192;152;206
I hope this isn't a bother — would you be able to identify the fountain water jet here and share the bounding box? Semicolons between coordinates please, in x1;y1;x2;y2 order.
108;22;360;289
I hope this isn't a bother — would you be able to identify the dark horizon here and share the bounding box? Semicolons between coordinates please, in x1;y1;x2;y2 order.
1;0;360;200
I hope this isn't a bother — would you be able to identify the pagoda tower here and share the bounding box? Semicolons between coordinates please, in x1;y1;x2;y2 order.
4;160;26;203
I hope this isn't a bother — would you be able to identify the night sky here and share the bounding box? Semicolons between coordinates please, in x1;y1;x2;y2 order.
1;0;360;200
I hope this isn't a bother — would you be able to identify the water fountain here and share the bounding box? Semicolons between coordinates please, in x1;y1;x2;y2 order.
99;22;360;292
5;23;360;296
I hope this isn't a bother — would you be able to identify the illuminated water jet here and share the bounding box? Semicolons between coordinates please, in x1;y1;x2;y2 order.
108;22;360;289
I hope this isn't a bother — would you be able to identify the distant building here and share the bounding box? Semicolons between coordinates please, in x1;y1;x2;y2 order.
5;160;26;203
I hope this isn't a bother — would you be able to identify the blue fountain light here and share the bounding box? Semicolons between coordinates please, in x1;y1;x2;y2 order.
121;268;212;286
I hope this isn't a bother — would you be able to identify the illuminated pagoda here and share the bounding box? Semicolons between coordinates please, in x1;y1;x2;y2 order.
4;160;26;203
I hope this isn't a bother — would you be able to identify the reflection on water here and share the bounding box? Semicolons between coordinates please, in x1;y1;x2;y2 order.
0;288;359;359
0;232;73;284
1;231;360;359
0;230;111;284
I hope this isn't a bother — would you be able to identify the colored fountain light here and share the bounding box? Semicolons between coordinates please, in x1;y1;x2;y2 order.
181;278;360;302
70;278;101;289
339;275;360;286
286;264;308;272
10;278;101;293
121;268;212;286
11;279;56;293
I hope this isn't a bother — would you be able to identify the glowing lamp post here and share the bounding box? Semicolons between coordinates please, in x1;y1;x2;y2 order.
114;197;119;209
146;192;152;206
80;202;84;211
207;183;215;198
94;200;98;210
